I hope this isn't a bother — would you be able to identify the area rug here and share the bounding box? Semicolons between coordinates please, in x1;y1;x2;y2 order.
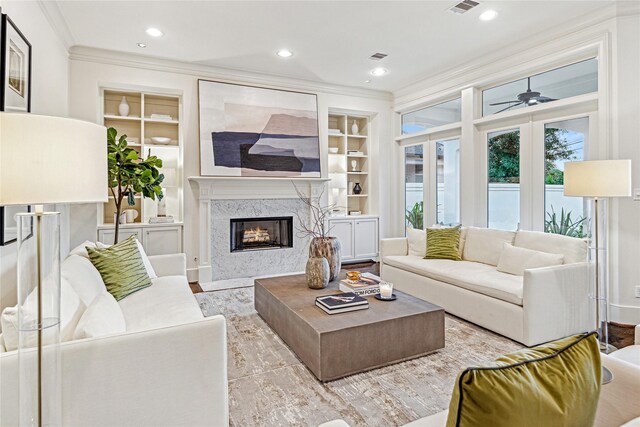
195;287;522;427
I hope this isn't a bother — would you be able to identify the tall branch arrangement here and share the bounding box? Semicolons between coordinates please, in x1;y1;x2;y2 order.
107;127;164;243
293;182;336;239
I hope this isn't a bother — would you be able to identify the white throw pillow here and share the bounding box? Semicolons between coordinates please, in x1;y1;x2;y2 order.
73;292;126;339
406;227;426;257
61;255;107;306
1;278;85;351
463;227;516;266
497;243;564;276
135;239;157;279
69;240;98;259
514;230;587;264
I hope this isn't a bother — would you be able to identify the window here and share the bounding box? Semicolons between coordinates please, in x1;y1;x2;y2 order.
436;139;460;225
544;117;588;237
482;58;597;116
405;145;424;229
401;98;461;135
487;129;520;230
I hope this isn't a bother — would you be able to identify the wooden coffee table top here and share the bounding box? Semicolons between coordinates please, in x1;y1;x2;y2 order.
254;273;443;333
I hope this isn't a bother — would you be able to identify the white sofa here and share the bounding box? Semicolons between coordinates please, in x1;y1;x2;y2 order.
0;250;228;427
381;227;591;347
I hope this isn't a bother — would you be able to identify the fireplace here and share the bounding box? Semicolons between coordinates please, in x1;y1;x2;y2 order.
230;216;294;252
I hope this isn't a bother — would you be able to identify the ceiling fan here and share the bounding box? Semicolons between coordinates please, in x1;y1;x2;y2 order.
490;77;557;114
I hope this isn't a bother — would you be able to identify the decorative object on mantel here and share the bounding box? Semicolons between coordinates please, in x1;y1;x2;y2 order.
118;96;129;117
353;182;362;195
198;79;320;178
293;182;342;281
351;120;359;135
351;159;358;172
1;13;31;112
305;256;330;289
107;127;164;243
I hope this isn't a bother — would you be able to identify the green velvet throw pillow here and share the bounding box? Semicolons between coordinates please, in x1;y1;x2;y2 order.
425;226;461;260
87;235;152;301
446;332;601;427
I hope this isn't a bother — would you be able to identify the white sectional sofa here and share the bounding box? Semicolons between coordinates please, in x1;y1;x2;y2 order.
0;249;228;427
381;227;591;346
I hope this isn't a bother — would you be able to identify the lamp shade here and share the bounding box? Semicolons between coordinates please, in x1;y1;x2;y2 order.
0;113;107;205
564;160;632;197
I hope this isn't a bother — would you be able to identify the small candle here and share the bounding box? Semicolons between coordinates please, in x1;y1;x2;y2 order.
380;282;393;299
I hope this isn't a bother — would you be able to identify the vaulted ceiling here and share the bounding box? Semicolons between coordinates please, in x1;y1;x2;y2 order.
53;0;613;92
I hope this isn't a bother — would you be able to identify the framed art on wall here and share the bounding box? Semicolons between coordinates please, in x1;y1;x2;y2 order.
198;79;320;178
0;205;31;246
0;13;31;112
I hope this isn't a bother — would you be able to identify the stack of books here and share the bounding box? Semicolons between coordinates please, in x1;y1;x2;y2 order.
339;273;382;296
315;292;368;314
149;216;175;224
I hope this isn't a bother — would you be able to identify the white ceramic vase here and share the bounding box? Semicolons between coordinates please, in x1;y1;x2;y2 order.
118;96;130;117
351;120;359;135
351;159;357;171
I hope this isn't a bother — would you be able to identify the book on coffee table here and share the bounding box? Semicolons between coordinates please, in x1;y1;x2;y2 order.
339;273;382;296
315;292;368;314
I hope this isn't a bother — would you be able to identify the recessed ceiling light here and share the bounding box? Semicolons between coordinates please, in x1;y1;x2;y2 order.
137;43;147;48
276;49;293;58
479;10;498;21
364;80;371;83
145;27;164;37
369;67;388;77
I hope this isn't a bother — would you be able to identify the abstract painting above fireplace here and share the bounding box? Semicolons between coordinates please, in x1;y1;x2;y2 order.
198;80;320;178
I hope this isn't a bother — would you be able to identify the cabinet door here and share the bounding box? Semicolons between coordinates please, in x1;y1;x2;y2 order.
354;219;378;258
98;228;143;245
329;220;354;260
143;226;182;256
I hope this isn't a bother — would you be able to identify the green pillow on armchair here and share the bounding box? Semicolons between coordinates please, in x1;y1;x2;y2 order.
447;332;601;427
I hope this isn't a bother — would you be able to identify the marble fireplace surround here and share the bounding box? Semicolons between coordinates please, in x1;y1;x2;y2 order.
189;177;330;283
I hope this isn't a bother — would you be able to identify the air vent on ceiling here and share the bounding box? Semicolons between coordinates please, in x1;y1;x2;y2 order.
449;0;479;14
369;52;388;61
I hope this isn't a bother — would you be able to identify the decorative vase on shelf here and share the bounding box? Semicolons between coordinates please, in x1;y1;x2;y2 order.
118;96;130;117
306;256;330;289
351;159;358;172
309;237;342;281
351;120;359;135
353;182;362;195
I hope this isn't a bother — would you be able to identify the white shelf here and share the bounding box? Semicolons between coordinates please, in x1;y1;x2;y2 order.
347;154;368;158
348;194;368;197
104;114;141;121
347;134;367;139
145;144;179;149
347;171;367;175
144;118;179;124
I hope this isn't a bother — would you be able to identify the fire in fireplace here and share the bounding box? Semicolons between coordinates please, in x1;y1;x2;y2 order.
230;216;293;252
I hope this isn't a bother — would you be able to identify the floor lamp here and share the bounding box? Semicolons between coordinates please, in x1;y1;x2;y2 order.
564;159;632;384
0;113;106;426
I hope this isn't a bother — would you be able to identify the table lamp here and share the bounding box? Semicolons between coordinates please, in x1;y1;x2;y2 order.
0;113;107;426
564;159;632;384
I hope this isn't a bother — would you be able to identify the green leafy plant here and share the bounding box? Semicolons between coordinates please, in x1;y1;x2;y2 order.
108;127;164;243
544;206;586;238
406;201;424;230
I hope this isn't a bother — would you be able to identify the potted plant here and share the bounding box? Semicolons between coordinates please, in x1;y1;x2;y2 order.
107;127;164;243
293;183;342;283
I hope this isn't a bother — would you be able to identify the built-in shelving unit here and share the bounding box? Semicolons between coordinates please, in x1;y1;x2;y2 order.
328;112;371;215
96;86;184;254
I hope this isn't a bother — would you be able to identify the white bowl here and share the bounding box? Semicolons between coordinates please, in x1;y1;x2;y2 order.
328;147;339;154
151;137;171;145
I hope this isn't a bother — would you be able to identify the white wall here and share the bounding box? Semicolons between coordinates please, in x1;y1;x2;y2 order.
391;6;640;324
0;1;69;311
67;48;393;281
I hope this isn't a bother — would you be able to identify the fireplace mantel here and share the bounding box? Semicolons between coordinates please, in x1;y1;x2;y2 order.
188;176;329;282
188;176;331;200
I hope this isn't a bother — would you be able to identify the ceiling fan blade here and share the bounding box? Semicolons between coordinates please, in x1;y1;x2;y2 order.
536;96;557;102
490;100;520;106
495;101;524;114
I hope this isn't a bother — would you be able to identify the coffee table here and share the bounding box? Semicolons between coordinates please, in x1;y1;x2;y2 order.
254;274;445;382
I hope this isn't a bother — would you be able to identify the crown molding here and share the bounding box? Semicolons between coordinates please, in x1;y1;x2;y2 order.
37;0;75;50
69;46;393;102
393;2;622;108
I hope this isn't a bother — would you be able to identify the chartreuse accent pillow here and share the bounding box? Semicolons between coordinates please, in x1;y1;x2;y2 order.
87;235;152;301
425;225;461;261
446;332;601;427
